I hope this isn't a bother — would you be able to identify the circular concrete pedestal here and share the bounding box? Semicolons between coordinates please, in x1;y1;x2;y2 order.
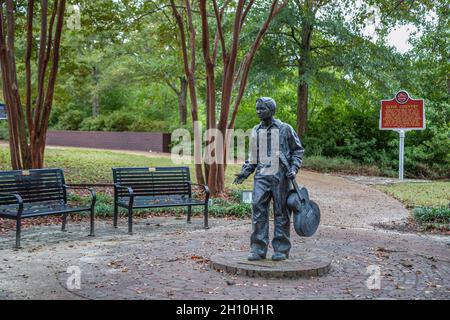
210;251;332;278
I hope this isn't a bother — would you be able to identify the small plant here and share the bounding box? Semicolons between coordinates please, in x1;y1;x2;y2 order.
412;206;450;231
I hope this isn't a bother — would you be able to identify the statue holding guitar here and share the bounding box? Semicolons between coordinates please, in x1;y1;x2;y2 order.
233;97;320;261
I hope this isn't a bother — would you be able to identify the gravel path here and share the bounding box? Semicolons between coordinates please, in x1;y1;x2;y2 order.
299;171;409;229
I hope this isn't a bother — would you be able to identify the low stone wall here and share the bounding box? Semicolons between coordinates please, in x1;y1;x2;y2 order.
45;130;171;153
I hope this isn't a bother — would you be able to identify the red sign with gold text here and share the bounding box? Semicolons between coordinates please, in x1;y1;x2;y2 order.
380;91;425;130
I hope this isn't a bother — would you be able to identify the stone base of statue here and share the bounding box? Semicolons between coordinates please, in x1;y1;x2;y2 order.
210;251;332;278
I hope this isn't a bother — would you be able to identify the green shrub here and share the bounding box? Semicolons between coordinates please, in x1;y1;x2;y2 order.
413;206;450;224
0;122;8;140
301;155;385;176
55;109;86;130
193;199;251;218
412;206;450;231
80;116;108;131
69;192;252;219
104;111;135;131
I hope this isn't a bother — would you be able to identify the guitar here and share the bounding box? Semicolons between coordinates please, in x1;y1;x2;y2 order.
279;153;321;237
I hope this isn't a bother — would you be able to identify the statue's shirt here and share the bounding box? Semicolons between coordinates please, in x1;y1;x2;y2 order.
240;118;304;180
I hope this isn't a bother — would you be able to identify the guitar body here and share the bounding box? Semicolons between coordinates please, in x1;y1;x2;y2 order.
286;185;321;237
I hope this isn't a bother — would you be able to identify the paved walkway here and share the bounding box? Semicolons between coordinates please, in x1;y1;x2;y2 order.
0;171;448;300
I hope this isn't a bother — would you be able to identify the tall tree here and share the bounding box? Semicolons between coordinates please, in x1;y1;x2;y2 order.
0;0;66;169
254;0;363;138
171;0;288;196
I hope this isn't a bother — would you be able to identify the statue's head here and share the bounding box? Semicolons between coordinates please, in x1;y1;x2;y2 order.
256;97;276;121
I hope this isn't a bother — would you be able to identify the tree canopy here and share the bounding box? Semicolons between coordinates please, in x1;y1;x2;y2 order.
0;0;448;180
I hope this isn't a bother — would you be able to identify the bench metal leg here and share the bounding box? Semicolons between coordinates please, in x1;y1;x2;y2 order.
61;214;68;231
204;204;209;229
113;201;118;228
15;218;21;249
128;207;133;235
187;206;192;223
89;207;95;237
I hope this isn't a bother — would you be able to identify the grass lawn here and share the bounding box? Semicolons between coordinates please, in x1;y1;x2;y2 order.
1;145;448;226
0;145;254;190
375;182;450;208
0;145;254;219
375;182;450;232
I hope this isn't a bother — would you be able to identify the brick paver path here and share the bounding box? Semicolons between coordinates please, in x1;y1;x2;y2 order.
0;217;448;300
0;171;448;300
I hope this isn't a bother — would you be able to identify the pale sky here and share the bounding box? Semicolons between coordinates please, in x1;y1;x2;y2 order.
343;0;432;55
387;24;417;54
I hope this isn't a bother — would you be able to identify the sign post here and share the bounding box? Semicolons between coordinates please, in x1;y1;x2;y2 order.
398;130;405;179
380;91;425;180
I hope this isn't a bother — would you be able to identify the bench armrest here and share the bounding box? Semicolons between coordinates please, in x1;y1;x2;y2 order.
63;185;97;207
113;183;135;196
114;183;135;207
0;192;24;217
187;183;210;203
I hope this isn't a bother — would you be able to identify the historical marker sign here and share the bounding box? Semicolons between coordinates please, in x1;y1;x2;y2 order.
0;103;7;120
380;91;425;130
379;91;425;180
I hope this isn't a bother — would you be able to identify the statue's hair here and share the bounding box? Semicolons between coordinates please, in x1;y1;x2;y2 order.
256;97;276;115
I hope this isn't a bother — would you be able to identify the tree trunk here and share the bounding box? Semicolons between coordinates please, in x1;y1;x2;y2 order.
173;0;287;196
297;80;308;139
296;15;313;139
170;0;205;185
178;76;187;125
0;0;66;170
92;66;99;117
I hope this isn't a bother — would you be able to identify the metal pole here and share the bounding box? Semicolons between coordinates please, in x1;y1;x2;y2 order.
399;130;405;180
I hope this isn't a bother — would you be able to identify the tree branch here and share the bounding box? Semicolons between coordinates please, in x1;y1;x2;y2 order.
34;0;48;129
217;0;245;132
239;0;255;30
39;0;66;157
212;0;227;65
166;80;180;95
228;0;289;130
25;0;34;134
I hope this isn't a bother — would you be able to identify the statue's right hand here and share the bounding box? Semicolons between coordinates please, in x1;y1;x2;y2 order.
233;174;245;185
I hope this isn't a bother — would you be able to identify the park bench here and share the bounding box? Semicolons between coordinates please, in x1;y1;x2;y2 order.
0;168;96;248
112;166;209;234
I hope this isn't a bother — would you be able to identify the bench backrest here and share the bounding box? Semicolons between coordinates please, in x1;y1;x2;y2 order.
0;169;66;205
112;167;191;198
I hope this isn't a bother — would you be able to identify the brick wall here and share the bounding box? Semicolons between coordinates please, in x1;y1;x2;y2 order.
46;131;171;153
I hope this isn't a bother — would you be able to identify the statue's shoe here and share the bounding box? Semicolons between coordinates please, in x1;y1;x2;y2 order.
271;252;288;261
247;252;266;261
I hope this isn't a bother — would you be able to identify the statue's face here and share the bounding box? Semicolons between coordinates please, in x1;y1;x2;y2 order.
256;102;272;121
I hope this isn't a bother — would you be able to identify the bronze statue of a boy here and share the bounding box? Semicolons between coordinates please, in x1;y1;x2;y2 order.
233;97;304;261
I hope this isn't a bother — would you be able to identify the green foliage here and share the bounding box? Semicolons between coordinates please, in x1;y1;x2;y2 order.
1;0;448;179
0;122;8;140
54;109;86;130
79;116;108;131
240;0;450;179
413;206;450;224
412;206;450;231
193;197;252;219
302;155;391;176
